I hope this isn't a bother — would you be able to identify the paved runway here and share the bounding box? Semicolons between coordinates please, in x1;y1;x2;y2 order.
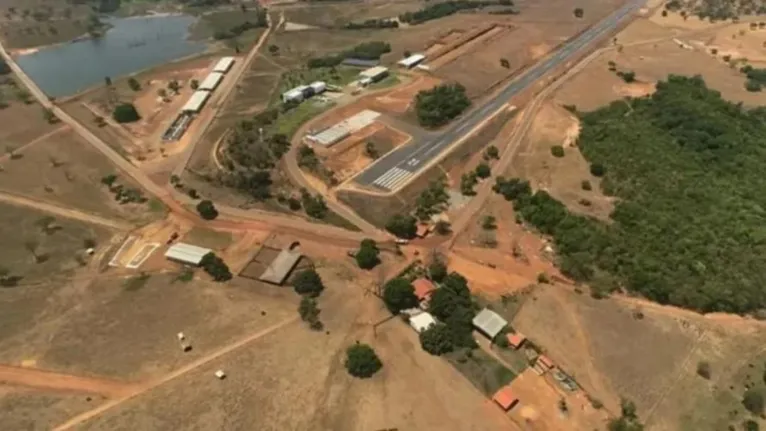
354;0;645;192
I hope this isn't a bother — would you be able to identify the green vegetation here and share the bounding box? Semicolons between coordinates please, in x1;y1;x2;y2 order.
307;41;391;69
697;361;712;379
494;76;766;313
298;296;323;330
200;252;232;282
293;268;324;297
382;277;419;313
461;172;478;196
484;145;500;160
550;145;565;158
400;0;511;25
344;18;399;30
573;7;584;18
196;200;219;220
475;162;491;178
608;399;644;431
300;189;328;219
345;343;383;378
415;177;450;221
415;83;471;128
743;388;765;415
740;65;766;92
127;77;141;92
420;323;454;355
112;103;140;123
616;70;636;83
355;239;381;270
427;272;476;349
386;214;417;239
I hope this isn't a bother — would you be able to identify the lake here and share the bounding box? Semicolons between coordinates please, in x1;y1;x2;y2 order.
15;14;208;98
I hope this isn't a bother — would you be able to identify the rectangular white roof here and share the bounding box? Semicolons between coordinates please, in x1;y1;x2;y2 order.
259;249;302;285
213;57;235;73
309;109;380;147
199;72;224;91
182;90;210;112
410;312;436;333
165;242;212;266
472;308;508;339
398;54;426;67
359;66;389;78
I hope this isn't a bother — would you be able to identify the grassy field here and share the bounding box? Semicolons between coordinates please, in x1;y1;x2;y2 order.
0;128;159;223
0;388;101;431
0;202;114;284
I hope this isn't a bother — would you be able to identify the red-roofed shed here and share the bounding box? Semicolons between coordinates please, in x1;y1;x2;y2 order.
537;355;554;369
412;278;436;301
492;386;519;411
506;333;526;349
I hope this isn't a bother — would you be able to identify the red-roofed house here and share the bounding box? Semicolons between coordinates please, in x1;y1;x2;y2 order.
412;278;436;302
506;333;526;349
415;224;430;238
536;355;555;372
492;386;519;411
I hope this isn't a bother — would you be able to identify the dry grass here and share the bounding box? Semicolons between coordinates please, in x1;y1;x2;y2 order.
0;387;102;431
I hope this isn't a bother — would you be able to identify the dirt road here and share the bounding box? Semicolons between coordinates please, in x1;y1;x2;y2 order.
0;190;132;230
0;365;139;398
53;316;299;431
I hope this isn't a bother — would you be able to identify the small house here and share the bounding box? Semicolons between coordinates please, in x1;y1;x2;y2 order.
409;312;436;333
412;278;436;302
472;308;508;340
506;333;526;349
492;386;519;411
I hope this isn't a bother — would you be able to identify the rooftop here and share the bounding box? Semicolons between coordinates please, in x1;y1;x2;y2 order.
259;249;302;285
472;308;508;340
164;242;212;266
412;278;436;301
409;312;436;333
398;53;426;67
181;90;210;112
359;65;389;78
492;386;518;411
537;355;554;369
199;72;224;91
507;333;526;349
213;56;235;72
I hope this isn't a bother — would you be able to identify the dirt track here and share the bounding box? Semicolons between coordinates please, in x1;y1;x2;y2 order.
0;190;132;230
0;365;139;398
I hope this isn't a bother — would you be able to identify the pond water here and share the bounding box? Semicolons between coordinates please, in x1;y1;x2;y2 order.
15;14;207;98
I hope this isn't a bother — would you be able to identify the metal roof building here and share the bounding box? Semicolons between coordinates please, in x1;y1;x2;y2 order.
181;90;210;113
165;243;212;266
259;249;302;285
359;66;389;82
398;53;426;68
409;312;436;333
307;109;381;147
472;308;508;340
342;58;379;68
199;72;224;91
213;57;235;73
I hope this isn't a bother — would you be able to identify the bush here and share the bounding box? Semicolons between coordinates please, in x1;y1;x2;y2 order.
743;389;765;415
551;145;565;158
298;296;323;330
475;162;491;178
419;323;454;355
196;200;218;220
127;77;141;91
382;278;419;313
293;268;324;297
355;239;380;270
428;259;448;282
485;145;500;160
434;220;451;235
112;103;140;123
581;180;592;191
589;163;606;177
745;79;762;92
696;361;711;379
345;343;382;378
199;252;232;282
744;419;760;431
415;83;471;128
385;214;417;239
573;7;584;18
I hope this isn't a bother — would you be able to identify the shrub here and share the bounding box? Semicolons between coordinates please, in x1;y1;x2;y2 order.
355;239;380;270
345;343;382;378
298;296;323;330
581;180;592;191
196;200;218;220
551;145;565;158
127;77;141;91
573;7;584;18
293;268;324;297
419;323;454;355
199;253;232;282
382;278;419;313
385;214;417;239
590;163;606;177
475;162;491;178
743;388;765;415
696;361;711;379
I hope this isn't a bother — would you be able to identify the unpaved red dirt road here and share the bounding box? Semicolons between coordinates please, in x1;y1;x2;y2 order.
0;365;139;398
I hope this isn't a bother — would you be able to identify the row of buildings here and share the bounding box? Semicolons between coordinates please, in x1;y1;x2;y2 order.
162;57;235;142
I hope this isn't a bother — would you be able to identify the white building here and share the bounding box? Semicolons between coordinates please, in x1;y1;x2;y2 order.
359;66;389;82
213;57;235;74
309;81;327;94
398;53;426;69
409;312;437;333
307;110;381;147
181;91;211;113
198;72;224;91
165;242;212;266
472;308;508;340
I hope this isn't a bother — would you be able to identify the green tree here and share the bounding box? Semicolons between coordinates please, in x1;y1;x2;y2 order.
293;268;324;297
268;44;279;55
382;278;419;313
574;7;584;18
345;343;382;378
414;83;471;128
168;80;180;94
298;296;323;330
460;172;478;196
434;220;451;235
589;163;605;177
608;398;644;431
744;419;760;431
475;162;491;178
385;214;417;239
42;107;57;124
190;79;199;90
485;145;500;160
355;239;381;270
744;389;765;415
196;200;218;220
551;145;565;157
428;259;448;282
199;253;232;282
112;103;140;123
127;77;141;91
419;323;454;355
500;58;510;68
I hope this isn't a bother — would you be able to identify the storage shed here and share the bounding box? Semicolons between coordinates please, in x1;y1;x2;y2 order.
165;243;212;266
199;72;224;91
472;308;508;340
342;58;379;68
409;312;436;333
181;91;210;113
359;66;389;83
213;57;235;73
492;386;519;411
398;53;426;68
309;81;327;94
259;248;303;285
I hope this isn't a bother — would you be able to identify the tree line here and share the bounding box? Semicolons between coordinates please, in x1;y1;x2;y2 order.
307;41;391;69
399;0;513;25
415;83;471;128
496;75;766;314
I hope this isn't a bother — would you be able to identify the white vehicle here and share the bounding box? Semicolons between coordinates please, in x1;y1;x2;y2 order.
395;239;409;245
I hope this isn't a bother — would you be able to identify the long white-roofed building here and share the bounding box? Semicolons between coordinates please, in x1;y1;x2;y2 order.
165;243;212;266
198;72;224;91
181;90;210;113
213;57;235;73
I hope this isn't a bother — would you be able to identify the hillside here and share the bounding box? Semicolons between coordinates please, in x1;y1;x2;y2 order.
501;75;766;313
